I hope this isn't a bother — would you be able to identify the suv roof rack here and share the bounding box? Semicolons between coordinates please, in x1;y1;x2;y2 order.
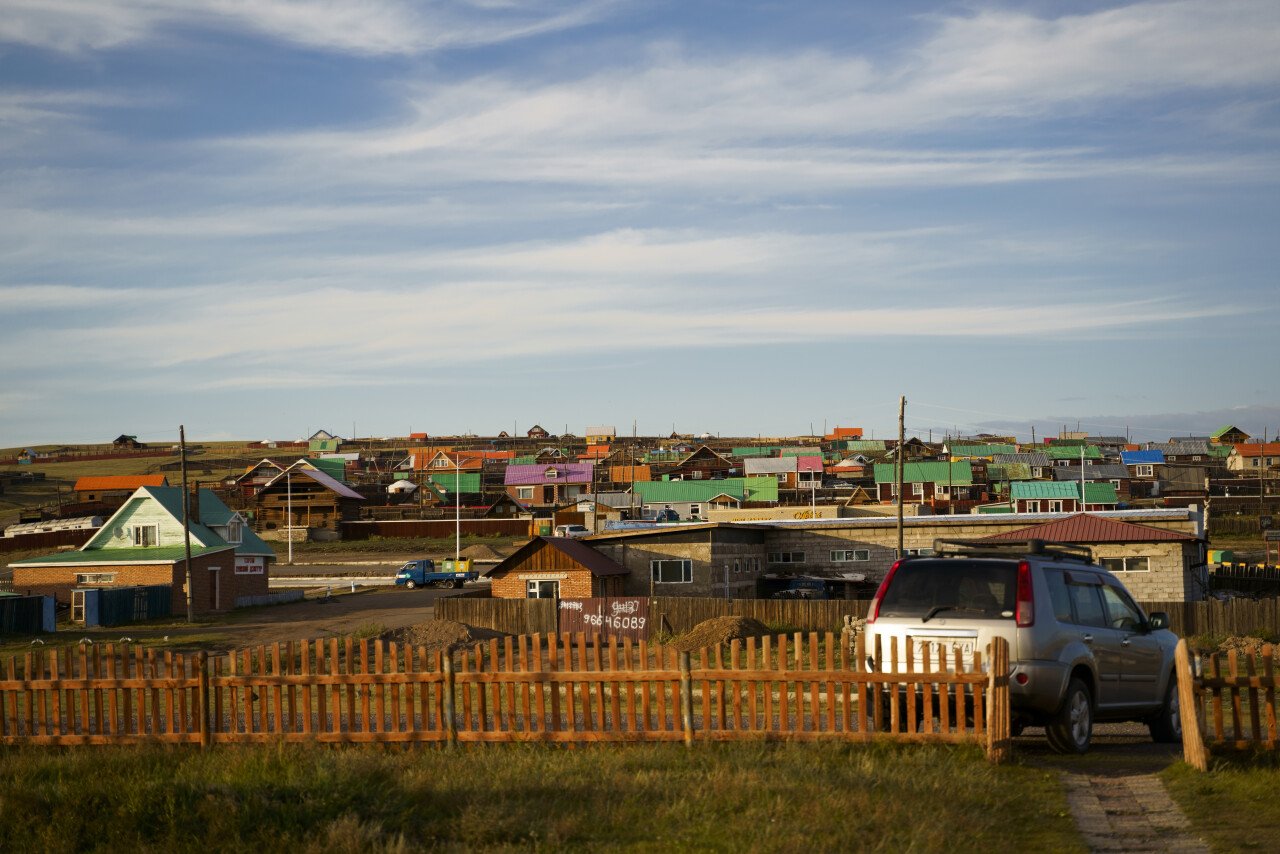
931;538;1094;563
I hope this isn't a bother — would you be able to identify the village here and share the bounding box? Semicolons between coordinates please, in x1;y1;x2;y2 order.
2;422;1277;629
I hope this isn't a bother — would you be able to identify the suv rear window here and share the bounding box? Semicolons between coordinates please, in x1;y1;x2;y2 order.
877;559;1016;620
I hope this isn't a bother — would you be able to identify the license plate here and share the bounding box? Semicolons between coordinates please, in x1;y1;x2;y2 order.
918;638;974;661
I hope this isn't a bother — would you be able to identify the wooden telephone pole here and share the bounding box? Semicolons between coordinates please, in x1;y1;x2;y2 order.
179;425;194;623
897;396;906;558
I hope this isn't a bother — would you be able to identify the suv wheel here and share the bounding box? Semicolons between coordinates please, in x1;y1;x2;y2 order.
1148;674;1182;743
1046;678;1093;754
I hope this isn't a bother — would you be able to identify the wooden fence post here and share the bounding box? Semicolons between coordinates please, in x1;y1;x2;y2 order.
986;638;1011;763
1175;639;1209;772
679;651;694;747
442;651;458;748
197;651;211;749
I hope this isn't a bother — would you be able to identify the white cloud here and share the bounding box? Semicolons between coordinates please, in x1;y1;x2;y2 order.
0;0;613;55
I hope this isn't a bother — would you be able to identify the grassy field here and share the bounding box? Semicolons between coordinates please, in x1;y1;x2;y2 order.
0;742;1082;853
1163;755;1280;852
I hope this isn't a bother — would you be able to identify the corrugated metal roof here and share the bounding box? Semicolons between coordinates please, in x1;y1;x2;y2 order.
1121;450;1165;465
983;513;1193;543
872;461;973;486
485;536;629;578
948;443;1017;458
1044;444;1103;460
1083;482;1119;505
74;475;169;492
1011;481;1078;500
1146;441;1210;456
993;453;1051;467
10;544;233;566
503;463;594;485
264;465;365;500
1052;464;1129;481
744;458;795;475
796;455;824;472
633;477;777;503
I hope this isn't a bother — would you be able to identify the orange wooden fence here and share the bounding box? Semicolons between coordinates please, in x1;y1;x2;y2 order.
0;633;1011;760
1176;638;1278;770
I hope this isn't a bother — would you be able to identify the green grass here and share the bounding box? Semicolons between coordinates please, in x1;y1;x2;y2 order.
1163;755;1280;852
0;742;1081;852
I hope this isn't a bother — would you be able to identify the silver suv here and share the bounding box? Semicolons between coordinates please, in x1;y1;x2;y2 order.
864;539;1181;754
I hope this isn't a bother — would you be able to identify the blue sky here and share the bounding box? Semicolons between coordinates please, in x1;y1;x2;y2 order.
3;1;1278;446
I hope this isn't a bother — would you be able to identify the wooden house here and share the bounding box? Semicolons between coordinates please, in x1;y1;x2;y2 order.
873;461;974;507
503;463;595;508
526;425;550;439
666;445;736;481
253;463;365;533
1211;425;1250;446
484;537;628;599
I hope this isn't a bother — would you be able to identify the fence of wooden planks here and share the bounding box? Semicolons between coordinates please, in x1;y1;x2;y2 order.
1176;638;1279;771
0;633;1011;761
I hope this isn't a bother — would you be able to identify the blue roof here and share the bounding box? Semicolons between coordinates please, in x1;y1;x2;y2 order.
1121;450;1165;465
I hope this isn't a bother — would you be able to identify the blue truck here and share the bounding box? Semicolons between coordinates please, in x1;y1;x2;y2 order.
393;558;478;589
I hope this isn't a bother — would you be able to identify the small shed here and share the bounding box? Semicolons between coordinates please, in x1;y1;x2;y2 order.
485;537;629;599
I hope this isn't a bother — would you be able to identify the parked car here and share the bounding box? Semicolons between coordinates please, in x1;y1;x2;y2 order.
554;524;591;539
652;509;680;523
863;538;1180;754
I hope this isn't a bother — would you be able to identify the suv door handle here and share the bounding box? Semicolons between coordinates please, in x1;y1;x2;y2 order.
1082;634;1093;644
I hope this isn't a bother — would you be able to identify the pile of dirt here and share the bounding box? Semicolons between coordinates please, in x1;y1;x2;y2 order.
389;619;510;653
1215;635;1276;658
671;616;771;652
460;543;505;561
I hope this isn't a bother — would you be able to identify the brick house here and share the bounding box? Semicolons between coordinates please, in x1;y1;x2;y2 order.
8;486;274;615
982;513;1204;601
484;536;628;599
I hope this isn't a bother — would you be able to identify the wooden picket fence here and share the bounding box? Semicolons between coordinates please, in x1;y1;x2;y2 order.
1175;639;1279;770
0;634;1011;761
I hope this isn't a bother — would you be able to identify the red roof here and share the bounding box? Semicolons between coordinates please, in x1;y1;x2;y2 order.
74;475;169;492
1234;443;1280;457
826;426;864;440
983;513;1194;543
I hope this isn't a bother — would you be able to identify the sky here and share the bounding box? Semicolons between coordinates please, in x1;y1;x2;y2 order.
2;0;1278;447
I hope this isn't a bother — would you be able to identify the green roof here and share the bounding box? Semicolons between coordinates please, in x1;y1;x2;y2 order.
838;439;887;452
1044;444;1102;460
425;471;482;495
1010;481;1079;500
1083;482;1119;505
731;446;780;458
633;477;778;504
307;457;347;482
512;455;537;465
987;463;1033;482
10;544;233;566
949;444;1018;458
977;504;1015;514
778;447;822;457
873;461;972;486
1211;425;1241;439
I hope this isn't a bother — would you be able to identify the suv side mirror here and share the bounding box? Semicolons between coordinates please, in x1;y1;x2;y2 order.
1148;612;1169;631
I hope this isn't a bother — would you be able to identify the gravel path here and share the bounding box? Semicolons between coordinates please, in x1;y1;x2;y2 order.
1062;771;1208;853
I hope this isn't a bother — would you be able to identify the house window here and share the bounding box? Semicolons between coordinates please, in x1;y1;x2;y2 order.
912;483;925;497
1048;500;1063;513
227;519;243;544
516;487;534;500
1025;501;1041;513
935;485;949;497
76;573;116;585
734;560;741;573
433;458;449;468
526;580;560;599
1136;465;1154;477
1101;557;1151;573
133;525;158;547
831;549;870;562
545;468;558;479
691;470;703;479
904;548;935;556
651;559;693;583
767;551;806;564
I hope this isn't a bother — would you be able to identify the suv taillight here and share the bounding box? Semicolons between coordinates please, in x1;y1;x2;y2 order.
1015;559;1034;627
867;559;902;624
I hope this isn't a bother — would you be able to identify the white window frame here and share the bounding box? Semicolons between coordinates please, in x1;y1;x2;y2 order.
689;504;701;517
911;482;925;497
516;486;535;500
1136;464;1154;477
1048;500;1064;512
227;518;243;544
650;559;693;584
133;524;158;547
1025;500;1041;513
526;579;560;598
76;572;116;585
1101;557;1151;573
831;549;870;562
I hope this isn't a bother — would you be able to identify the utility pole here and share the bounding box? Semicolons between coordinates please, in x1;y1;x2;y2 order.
897;396;906;558
179;425;194;623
